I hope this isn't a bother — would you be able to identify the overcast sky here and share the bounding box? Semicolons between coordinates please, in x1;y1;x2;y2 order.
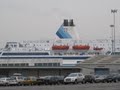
0;0;120;42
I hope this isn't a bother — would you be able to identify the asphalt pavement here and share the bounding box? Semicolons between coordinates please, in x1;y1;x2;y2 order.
0;83;120;90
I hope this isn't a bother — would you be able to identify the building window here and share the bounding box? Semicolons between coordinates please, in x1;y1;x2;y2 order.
2;64;7;67
48;63;52;67
43;63;47;67
34;63;60;67
21;63;26;67
15;64;20;67
57;63;60;66
8;64;14;67
35;63;42;67
53;63;59;67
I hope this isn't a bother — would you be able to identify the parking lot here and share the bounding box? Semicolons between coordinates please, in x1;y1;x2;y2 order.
0;83;120;90
1;72;120;90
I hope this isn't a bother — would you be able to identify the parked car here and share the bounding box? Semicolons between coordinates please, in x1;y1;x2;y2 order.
56;76;64;84
37;76;46;85
21;76;37;85
84;75;95;83
0;77;18;86
94;75;107;83
64;73;85;84
104;73;120;83
7;78;18;86
0;77;10;86
44;76;60;85
10;76;25;85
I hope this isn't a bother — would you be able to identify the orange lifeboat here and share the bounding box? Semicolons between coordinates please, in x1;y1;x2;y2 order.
72;45;90;50
93;47;103;50
52;45;69;50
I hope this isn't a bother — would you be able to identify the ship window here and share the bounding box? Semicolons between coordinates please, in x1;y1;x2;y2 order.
63;57;89;59
5;44;9;48
2;52;49;55
54;53;57;55
77;61;81;63
14;45;17;47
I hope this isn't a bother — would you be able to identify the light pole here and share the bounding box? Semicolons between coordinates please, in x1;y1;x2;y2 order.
110;25;114;54
111;9;117;53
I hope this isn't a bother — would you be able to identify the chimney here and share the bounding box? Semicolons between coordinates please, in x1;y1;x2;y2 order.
63;19;68;26
69;19;75;26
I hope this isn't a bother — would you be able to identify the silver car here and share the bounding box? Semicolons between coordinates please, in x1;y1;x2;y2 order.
64;73;85;84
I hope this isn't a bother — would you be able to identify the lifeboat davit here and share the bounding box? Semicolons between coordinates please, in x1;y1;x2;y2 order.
93;47;103;50
52;45;69;50
72;45;90;50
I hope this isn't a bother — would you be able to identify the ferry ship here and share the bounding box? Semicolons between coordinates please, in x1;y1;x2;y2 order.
0;19;110;67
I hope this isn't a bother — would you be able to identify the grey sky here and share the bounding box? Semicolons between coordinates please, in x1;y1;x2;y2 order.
0;0;120;42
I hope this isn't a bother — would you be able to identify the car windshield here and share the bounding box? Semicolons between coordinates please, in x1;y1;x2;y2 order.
95;75;100;78
68;73;77;77
24;78;30;80
8;78;15;80
45;76;52;79
95;75;106;78
10;76;15;79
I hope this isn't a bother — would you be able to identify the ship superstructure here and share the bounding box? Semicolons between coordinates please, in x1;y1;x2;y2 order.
0;19;112;67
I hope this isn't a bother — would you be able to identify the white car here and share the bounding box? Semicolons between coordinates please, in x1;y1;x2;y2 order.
10;76;25;85
64;73;85;84
0;77;9;86
7;78;18;85
0;77;18;86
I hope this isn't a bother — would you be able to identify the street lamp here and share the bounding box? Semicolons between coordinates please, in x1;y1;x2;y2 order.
110;25;114;54
111;9;117;53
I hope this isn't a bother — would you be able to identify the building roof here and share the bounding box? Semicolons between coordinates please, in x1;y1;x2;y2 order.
77;55;120;65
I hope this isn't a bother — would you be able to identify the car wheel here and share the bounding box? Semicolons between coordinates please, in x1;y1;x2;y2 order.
74;79;78;84
5;83;9;86
81;79;85;84
114;79;118;83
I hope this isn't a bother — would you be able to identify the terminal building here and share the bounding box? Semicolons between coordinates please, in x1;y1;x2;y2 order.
77;55;120;75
